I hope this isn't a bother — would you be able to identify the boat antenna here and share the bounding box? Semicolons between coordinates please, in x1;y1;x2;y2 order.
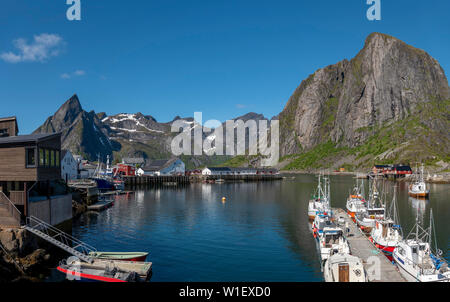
429;209;433;249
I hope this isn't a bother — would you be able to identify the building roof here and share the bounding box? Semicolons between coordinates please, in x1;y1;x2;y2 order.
142;158;180;172
0;133;60;146
204;167;232;172
61;150;74;159
122;157;145;165
229;167;257;172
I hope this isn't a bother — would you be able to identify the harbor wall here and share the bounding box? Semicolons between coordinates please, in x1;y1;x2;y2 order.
28;194;72;226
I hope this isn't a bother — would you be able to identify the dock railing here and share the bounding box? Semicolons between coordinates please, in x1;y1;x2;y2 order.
24;216;96;263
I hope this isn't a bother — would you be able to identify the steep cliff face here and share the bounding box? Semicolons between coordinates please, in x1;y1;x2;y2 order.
34;95;117;160
279;33;450;169
33;95;238;168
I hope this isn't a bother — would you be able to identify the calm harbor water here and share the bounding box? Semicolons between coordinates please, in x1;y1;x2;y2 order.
59;174;449;282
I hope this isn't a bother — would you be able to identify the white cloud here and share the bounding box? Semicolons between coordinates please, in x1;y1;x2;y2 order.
73;70;85;76
236;104;247;109
1;33;64;63
61;69;86;79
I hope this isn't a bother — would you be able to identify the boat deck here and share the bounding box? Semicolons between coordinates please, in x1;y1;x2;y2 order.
333;208;406;282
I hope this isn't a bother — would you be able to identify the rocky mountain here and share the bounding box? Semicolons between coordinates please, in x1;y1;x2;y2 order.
278;32;449;171
34;95;271;169
34;33;449;171
34;95;119;159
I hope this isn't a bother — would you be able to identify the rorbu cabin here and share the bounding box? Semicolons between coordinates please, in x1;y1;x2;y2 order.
0;121;72;227
0;116;19;137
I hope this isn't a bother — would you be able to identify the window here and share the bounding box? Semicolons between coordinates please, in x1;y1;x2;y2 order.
56;151;60;167
45;149;50;167
39;149;45;166
26;148;36;168
50;150;55;167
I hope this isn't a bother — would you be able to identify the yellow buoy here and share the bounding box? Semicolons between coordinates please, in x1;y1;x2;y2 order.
222;197;226;202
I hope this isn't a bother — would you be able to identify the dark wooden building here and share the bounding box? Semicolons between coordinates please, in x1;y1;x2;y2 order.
0;131;72;227
0;116;19;137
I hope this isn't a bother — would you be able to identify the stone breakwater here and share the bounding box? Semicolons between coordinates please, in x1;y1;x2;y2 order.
0;228;53;282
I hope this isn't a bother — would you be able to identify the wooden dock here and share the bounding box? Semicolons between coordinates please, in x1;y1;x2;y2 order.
124;175;190;188
333;208;406;282
124;174;282;187
87;199;114;211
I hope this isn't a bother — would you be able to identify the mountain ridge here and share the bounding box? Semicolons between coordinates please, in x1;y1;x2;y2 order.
33;32;450;171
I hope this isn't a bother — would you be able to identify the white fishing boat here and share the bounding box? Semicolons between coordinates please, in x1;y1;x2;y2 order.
317;227;350;263
355;178;385;233
346;179;366;220
408;164;429;198
308;175;330;221
393;209;450;282
369;187;402;259
312;213;333;239
323;253;367;282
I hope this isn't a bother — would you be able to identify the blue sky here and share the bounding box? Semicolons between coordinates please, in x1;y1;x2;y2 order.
1;0;449;134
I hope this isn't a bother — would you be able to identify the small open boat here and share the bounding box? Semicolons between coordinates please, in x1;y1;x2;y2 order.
57;257;152;282
57;263;139;282
89;251;148;262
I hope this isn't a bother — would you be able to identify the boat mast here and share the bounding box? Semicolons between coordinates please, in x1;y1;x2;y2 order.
429;209;433;248
318;174;321;200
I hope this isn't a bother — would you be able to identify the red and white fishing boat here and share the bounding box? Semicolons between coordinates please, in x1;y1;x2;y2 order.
369;187;402;258
354;177;385;233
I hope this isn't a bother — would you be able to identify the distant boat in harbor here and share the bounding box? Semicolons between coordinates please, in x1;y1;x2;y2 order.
408;164;430;198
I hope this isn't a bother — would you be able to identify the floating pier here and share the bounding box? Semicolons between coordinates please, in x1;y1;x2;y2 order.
333;208;406;282
87;199;114;211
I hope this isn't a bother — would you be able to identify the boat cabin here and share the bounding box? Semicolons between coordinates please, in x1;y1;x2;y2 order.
322;229;344;247
367;208;385;218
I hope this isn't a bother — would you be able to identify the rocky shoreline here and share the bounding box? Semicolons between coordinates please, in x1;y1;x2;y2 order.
0;228;54;282
0;195;89;282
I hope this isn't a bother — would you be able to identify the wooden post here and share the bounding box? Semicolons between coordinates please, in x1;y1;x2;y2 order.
24;182;28;217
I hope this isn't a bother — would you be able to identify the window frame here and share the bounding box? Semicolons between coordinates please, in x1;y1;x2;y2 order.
39;148;45;167
25;147;37;168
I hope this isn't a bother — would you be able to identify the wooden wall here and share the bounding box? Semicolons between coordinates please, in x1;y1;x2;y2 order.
0;147;37;181
0;135;62;182
0;120;18;136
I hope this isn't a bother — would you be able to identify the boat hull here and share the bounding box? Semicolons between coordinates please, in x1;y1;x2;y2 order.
57;266;127;283
89;252;149;262
369;236;396;260
93;178;115;190
408;192;429;198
